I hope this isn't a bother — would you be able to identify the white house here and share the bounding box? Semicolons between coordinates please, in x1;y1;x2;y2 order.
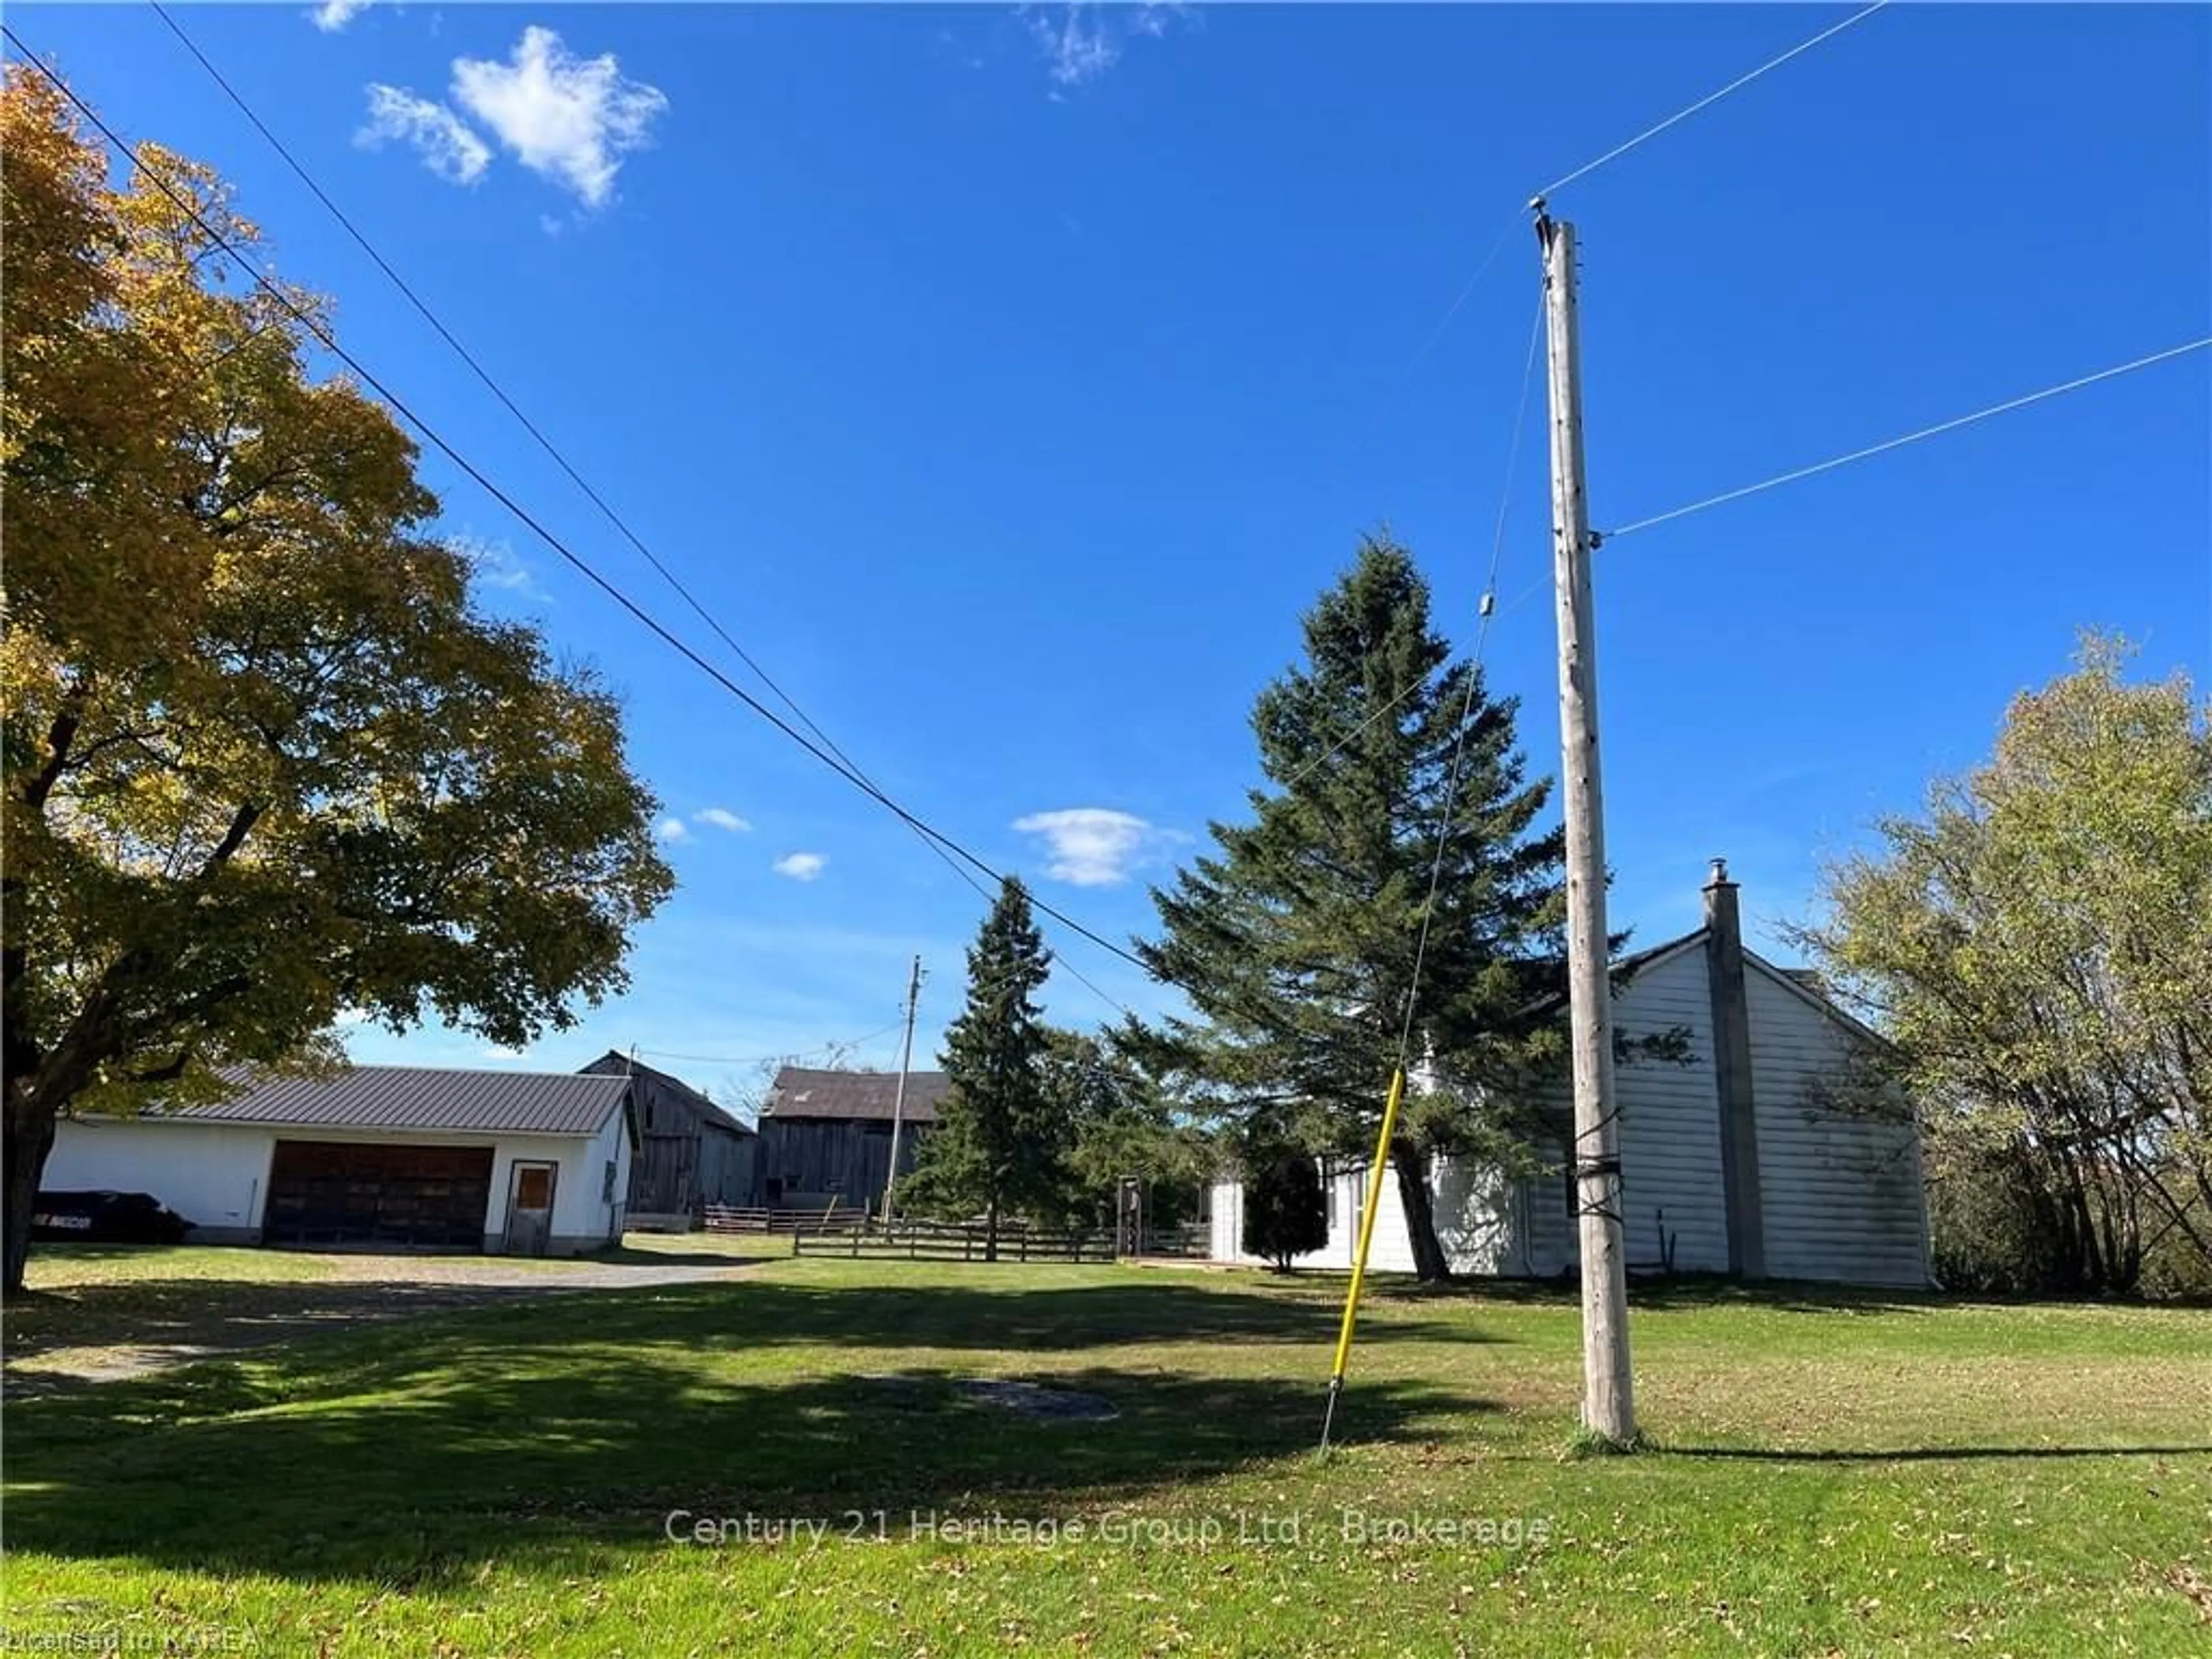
1207;863;1932;1289
41;1065;636;1256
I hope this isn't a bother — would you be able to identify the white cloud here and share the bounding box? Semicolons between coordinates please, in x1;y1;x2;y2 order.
451;26;668;209
1013;807;1177;887
694;808;752;833
774;852;827;882
1130;3;1171;39
357;85;491;185
452;535;548;601
1025;3;1190;90
656;817;691;844
480;1045;527;1063
311;0;374;33
1028;5;1121;87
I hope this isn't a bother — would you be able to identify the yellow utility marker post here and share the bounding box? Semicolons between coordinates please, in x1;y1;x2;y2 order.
1319;1066;1407;1452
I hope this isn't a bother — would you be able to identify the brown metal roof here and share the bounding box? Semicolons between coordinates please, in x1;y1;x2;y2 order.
158;1066;630;1138
762;1066;952;1123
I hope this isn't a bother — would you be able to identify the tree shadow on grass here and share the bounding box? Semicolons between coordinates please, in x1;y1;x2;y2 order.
392;1275;1501;1356
4;1325;1495;1583
1340;1273;1957;1318
582;1244;785;1268
2;1278;555;1372
4;1273;1497;1409
1662;1442;2212;1464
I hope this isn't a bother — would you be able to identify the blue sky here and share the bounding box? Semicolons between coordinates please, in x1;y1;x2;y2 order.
19;3;2209;1105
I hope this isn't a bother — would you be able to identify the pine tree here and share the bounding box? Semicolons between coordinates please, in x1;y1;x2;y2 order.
1137;533;1570;1281
906;877;1063;1260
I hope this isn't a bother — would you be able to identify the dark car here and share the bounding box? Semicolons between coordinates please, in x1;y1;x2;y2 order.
30;1190;193;1245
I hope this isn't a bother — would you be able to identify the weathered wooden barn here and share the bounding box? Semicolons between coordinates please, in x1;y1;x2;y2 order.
1206;862;1932;1288
578;1053;754;1224
754;1066;950;1213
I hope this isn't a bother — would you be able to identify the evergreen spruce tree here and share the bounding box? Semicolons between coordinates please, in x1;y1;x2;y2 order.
1240;1138;1328;1272
1138;533;1571;1281
906;877;1062;1260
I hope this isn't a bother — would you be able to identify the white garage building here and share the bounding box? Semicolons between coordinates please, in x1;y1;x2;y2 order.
43;1066;635;1256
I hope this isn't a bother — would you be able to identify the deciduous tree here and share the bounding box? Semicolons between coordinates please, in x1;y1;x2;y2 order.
1797;635;2211;1296
1;70;673;1289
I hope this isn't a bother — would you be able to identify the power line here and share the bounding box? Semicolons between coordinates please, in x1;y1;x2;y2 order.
1354;213;1522;444
1392;278;1546;1065
1537;1;1893;199
1284;285;1547;797
1604;336;2212;541
1050;956;1135;1020
153;5;1143;1023
1323;232;1548;1456
5;34;1157;989
1391;5;1888;378
145;4;1021;933
635;1025;905;1069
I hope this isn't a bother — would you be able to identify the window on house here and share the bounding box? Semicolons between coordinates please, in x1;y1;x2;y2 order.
603;1160;617;1202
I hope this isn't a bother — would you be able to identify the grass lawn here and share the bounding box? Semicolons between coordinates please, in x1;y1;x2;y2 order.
3;1251;2209;1656
1;1233;782;1385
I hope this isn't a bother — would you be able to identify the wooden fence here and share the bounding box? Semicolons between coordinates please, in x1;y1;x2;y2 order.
703;1205;1211;1263
702;1204;867;1236
794;1219;1116;1263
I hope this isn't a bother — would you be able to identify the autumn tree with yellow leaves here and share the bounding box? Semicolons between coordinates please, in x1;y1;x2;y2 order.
1;69;674;1287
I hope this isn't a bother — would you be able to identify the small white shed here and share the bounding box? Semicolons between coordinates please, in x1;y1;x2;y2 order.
43;1065;636;1256
1208;865;1932;1289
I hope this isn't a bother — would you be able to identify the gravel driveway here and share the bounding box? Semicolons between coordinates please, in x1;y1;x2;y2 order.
3;1249;765;1391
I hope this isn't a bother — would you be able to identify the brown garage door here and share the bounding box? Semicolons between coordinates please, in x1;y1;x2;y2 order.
264;1141;494;1249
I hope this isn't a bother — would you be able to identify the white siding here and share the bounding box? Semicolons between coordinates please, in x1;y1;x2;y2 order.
1516;1146;1576;1278
1209;1155;1501;1276
1612;945;1732;1274
1745;967;1930;1286
1207;1177;1240;1263
45;1120;276;1237
46;1111;634;1256
1201;941;1931;1290
1430;1156;1513;1275
1509;942;1732;1277
1341;1160;1412;1272
1207;1168;1357;1270
484;1117;630;1250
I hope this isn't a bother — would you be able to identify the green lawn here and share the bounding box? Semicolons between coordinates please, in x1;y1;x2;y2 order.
3;1251;2209;1656
1;1233;782;1378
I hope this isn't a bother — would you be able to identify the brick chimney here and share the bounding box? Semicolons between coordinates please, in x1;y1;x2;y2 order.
1703;858;1767;1278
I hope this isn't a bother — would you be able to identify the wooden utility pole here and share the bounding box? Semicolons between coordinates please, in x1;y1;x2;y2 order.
1535;202;1637;1445
880;956;923;1225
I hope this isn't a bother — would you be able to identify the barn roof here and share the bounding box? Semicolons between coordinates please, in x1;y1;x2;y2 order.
579;1052;752;1135
151;1066;631;1138
762;1066;953;1124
